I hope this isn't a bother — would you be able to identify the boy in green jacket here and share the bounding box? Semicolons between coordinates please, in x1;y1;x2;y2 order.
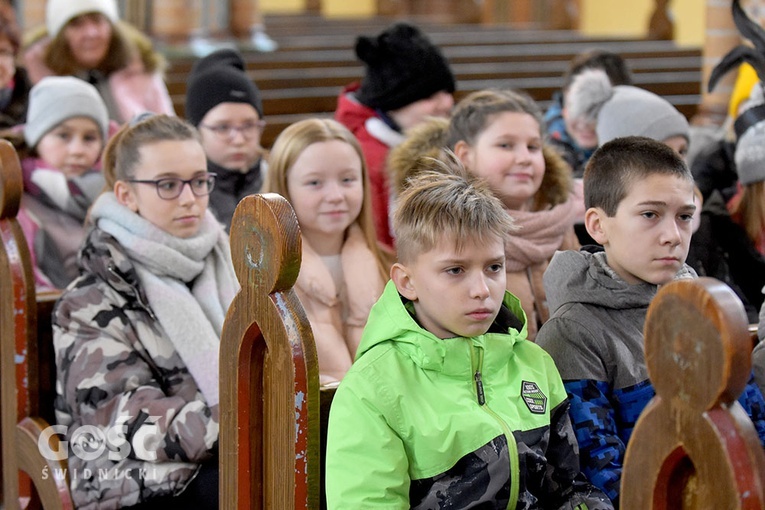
325;164;612;509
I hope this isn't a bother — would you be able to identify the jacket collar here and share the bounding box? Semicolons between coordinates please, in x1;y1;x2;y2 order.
359;281;527;376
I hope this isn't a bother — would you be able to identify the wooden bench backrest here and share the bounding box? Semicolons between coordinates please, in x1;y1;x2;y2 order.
0;138;73;509
219;193;322;509
621;277;765;509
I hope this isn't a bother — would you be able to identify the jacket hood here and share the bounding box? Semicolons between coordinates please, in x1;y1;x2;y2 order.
387;116;449;196
78;226;145;303
702;189;731;217
356;280;527;373
544;249;695;315
536;145;574;209
335;83;376;133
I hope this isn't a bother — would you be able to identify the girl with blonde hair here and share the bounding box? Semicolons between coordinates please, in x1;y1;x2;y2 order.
265;118;389;383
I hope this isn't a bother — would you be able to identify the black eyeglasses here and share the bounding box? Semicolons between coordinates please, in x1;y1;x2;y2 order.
127;173;217;200
199;120;266;140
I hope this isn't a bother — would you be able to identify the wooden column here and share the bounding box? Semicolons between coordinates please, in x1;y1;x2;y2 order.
648;0;674;40
694;0;740;126
18;0;45;32
152;0;200;43
230;0;263;38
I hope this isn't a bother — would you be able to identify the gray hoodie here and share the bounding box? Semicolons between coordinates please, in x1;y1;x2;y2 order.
538;249;695;390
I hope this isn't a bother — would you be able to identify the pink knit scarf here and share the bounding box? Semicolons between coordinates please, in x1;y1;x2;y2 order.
504;198;576;272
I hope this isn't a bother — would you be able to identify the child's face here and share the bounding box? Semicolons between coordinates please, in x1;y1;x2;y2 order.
286;140;364;255
562;106;598;149
388;90;454;131
662;135;689;162
116;139;210;238
586;173;696;285
391;235;506;339
36;117;103;178
63;13;112;69
456;112;545;210
199;102;263;172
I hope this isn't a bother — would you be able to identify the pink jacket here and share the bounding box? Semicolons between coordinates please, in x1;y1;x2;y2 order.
295;225;386;384
23;36;174;124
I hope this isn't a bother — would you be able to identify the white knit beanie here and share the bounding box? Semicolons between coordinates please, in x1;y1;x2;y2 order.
46;0;118;38
566;68;689;146
24;76;109;148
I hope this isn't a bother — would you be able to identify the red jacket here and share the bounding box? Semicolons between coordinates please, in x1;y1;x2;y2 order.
335;83;402;250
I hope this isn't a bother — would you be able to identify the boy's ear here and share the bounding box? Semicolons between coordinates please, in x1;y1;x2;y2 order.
452;140;473;168
584;207;609;245
114;180;139;212
390;262;418;301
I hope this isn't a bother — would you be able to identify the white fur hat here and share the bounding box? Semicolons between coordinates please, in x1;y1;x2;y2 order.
46;0;118;38
566;68;689;146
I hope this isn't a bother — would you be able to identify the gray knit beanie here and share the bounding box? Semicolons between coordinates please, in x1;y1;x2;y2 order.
24;76;109;148
566;68;689;145
733;84;765;185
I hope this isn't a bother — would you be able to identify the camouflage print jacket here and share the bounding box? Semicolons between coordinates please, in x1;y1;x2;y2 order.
52;227;219;509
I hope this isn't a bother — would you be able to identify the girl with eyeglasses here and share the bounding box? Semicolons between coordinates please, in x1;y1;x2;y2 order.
265;118;390;385
52;114;237;509
0;75;109;290
185;48;266;231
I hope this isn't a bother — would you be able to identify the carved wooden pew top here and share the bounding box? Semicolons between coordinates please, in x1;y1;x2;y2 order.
0;138;73;509
621;277;765;509
220;193;321;509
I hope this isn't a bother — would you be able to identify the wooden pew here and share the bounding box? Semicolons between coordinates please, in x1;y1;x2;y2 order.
166;36;700;72
621;277;765;509
165;54;702;95
220;192;330;509
175;70;697;118
0;139;73;509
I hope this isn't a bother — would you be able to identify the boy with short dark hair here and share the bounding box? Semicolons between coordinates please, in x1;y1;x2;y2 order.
326;162;612;509
536;136;765;507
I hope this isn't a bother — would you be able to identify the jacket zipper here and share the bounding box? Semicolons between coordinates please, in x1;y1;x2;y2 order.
470;344;519;510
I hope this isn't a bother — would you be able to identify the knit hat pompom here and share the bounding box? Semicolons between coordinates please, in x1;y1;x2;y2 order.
355;22;455;112
734;84;765;185
24;76;109;148
567;68;689;146
185;48;263;126
565;68;614;124
46;0;118;38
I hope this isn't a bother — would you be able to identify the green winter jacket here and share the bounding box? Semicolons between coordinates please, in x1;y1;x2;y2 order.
325;280;612;509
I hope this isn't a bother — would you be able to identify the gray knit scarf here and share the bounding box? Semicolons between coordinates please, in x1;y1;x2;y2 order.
90;193;239;406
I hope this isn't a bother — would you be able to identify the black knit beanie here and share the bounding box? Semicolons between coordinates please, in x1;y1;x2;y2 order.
355;22;456;112
185;48;263;126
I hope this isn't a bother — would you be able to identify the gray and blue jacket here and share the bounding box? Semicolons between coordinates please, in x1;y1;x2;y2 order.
536;249;765;507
